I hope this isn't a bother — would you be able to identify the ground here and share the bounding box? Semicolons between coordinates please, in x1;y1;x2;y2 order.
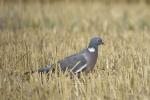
0;2;150;100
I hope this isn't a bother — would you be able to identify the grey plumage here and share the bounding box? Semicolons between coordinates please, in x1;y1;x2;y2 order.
36;37;104;74
38;64;53;73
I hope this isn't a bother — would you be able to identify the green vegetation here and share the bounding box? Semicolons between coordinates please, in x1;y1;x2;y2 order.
0;2;150;100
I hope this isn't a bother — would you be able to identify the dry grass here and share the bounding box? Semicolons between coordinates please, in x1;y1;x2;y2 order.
0;2;150;100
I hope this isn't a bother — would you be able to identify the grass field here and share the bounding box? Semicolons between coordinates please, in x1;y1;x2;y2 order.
0;2;150;100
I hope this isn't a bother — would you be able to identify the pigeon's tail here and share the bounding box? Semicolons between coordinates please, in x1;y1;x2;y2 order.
38;64;54;73
24;64;55;75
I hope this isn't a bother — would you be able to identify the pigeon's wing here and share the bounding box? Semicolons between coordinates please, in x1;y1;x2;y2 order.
58;53;87;73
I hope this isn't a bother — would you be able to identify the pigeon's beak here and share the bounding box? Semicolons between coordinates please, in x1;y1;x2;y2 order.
101;41;104;45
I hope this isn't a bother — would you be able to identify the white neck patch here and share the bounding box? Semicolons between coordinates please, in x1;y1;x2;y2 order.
88;47;95;52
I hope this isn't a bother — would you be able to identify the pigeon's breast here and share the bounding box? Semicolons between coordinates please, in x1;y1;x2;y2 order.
83;51;98;72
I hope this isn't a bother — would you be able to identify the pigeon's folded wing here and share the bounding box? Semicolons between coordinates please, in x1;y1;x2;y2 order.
58;53;87;73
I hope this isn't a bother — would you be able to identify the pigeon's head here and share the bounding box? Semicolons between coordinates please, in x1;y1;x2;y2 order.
88;37;104;48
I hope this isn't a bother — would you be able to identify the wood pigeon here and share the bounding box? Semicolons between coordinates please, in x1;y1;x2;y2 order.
30;37;104;74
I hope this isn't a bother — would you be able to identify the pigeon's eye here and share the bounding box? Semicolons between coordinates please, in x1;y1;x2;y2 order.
97;39;101;43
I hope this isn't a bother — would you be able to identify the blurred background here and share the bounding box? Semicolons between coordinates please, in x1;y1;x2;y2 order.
1;0;150;3
0;0;150;31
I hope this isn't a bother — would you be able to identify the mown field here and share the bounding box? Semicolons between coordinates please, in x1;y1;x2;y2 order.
0;2;150;100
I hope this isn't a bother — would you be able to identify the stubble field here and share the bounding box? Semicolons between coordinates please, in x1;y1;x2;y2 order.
0;2;150;100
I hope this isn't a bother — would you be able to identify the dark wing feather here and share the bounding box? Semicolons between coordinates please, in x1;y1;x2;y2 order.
58;53;87;73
